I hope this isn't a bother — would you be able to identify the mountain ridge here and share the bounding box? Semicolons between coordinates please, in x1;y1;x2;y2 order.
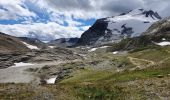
77;9;162;46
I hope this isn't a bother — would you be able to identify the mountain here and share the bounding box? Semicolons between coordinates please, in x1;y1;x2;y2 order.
107;17;170;52
143;16;170;36
0;32;30;53
77;9;162;46
19;37;47;49
48;37;79;47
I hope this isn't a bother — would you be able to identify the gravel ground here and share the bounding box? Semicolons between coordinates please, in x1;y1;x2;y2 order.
0;61;63;83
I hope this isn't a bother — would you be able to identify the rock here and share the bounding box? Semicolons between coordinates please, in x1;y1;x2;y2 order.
157;75;164;78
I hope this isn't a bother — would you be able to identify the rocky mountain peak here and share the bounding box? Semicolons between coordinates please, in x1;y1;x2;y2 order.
77;9;162;46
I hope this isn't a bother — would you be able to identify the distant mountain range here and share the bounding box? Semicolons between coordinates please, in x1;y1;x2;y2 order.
1;9;169;51
77;9;162;46
48;38;79;47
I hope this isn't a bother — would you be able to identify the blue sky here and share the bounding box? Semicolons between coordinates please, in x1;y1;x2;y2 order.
0;0;170;41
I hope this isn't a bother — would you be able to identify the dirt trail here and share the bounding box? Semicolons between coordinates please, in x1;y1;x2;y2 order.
128;57;155;69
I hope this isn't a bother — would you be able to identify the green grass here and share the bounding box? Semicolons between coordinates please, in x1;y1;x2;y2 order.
130;47;170;62
101;66;170;82
73;84;129;100
59;65;170;100
61;64;170;84
61;69;114;83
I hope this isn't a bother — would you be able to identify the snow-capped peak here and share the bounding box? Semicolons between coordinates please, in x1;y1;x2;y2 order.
77;9;162;46
106;9;161;23
105;9;162;37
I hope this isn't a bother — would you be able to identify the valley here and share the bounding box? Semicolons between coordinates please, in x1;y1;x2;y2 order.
0;45;170;99
0;8;170;100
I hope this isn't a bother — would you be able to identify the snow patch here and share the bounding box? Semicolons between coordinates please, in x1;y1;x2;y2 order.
49;46;55;49
162;38;166;41
113;51;119;54
11;62;34;68
46;76;57;84
155;41;170;46
88;48;98;52
22;42;40;50
88;46;110;52
99;46;110;49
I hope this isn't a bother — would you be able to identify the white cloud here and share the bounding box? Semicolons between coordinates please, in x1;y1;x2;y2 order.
0;0;170;41
37;0;170;19
0;0;36;20
0;22;84;41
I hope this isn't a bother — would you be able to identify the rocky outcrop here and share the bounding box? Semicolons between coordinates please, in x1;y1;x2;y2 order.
76;18;109;45
0;46;81;69
143;17;170;36
0;52;33;69
28;47;81;62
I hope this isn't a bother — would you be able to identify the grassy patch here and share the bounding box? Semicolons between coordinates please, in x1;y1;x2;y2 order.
100;65;170;82
130;47;170;62
61;69;113;83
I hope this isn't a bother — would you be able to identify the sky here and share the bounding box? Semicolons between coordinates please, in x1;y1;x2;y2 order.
0;0;170;41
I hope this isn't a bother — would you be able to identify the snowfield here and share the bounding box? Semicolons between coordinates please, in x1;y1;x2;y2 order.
88;46;110;52
11;62;34;68
99;46;110;49
88;48;98;52
46;76;58;84
105;9;160;37
113;51;119;54
49;46;55;49
22;41;40;50
155;41;170;46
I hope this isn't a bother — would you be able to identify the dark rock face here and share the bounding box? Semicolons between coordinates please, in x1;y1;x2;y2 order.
121;24;134;37
142;10;162;20
77;18;109;45
48;38;79;47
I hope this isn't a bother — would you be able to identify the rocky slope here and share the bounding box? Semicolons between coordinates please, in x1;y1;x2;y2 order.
0;33;82;68
19;37;47;49
0;33;32;68
77;9;162;46
143;16;170;36
0;32;30;53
